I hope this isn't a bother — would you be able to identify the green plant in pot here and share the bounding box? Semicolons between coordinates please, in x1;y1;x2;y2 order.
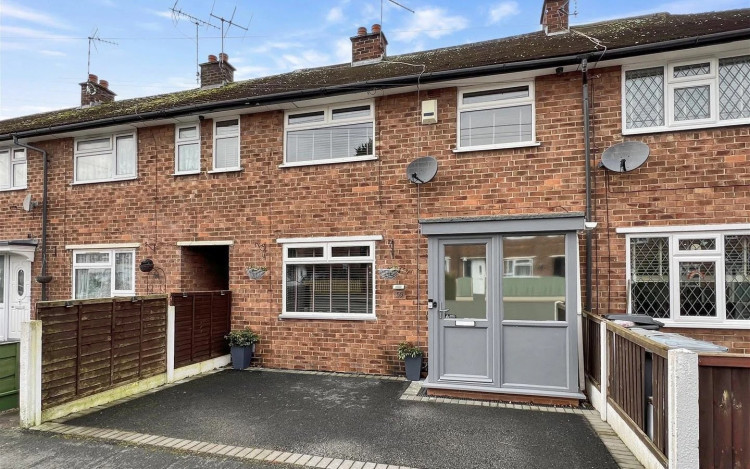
226;329;260;370
397;342;423;381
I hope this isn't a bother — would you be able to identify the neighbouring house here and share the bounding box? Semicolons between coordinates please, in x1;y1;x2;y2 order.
0;0;748;403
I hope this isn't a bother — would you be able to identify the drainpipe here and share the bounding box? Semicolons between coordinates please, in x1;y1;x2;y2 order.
12;136;49;301
582;57;592;312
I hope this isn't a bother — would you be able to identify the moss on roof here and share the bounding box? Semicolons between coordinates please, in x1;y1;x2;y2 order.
1;9;749;137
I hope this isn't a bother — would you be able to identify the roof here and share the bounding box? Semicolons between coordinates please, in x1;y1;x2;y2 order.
1;9;749;138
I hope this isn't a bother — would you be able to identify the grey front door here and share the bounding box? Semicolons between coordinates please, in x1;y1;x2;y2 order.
436;239;494;384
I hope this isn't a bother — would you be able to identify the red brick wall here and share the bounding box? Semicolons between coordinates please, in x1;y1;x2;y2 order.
1;62;748;372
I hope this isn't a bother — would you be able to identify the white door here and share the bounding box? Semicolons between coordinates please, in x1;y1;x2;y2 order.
470;259;486;295
0;255;6;341
8;256;31;340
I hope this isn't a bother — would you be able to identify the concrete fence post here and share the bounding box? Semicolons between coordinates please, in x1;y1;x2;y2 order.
166;305;175;384
667;348;699;469
19;320;42;428
599;320;608;421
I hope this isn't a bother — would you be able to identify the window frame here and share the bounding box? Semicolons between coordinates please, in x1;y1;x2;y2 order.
71;248;136;299
282;101;376;167
625;229;750;328
623;52;750;134
503;257;535;277
211;117;241;172
174;123;201;175
73;132;137;184
280;239;376;320
0;147;27;191
456;81;537;152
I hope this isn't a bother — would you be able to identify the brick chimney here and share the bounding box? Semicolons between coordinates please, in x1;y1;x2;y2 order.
540;0;569;35
80;74;116;107
200;53;235;88
351;24;387;66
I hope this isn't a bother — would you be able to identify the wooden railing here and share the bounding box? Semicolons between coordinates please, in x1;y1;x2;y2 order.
582;311;601;385
605;320;670;466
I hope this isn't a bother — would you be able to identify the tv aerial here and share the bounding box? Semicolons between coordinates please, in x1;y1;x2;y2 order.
209;2;251;60
87;28;118;79
406;156;438;184
600;141;650;173
170;1;220;85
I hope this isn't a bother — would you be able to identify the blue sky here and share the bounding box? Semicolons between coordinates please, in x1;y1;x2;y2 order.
1;0;748;119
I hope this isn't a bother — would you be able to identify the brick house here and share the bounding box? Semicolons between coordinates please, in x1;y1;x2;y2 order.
0;1;748;402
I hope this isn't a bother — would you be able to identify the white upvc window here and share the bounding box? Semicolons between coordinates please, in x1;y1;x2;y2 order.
283;101;375;167
175;123;200;174
457;81;536;151
503;257;534;277
0;147;27;191
72;249;135;299
212;117;240;171
623;54;750;133
74;133;137;183
281;238;376;320
626;229;750;327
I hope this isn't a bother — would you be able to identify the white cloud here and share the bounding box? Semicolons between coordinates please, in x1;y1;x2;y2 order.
334;38;351;63
0;25;75;41
393;8;469;41
234;65;273;80
248;41;302;54
148;9;175;20
489;2;520;24
0;2;71;30
327;7;344;23
278;50;330;70
39;50;67;57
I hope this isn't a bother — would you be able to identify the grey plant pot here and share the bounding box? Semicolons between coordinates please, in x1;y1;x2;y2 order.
404;355;423;381
230;344;255;370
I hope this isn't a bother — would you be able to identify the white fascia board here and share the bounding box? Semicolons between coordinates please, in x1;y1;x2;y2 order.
65;243;140;250
276;235;383;244
176;240;234;246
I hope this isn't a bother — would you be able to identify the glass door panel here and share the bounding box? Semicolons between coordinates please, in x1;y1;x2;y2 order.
443;244;487;319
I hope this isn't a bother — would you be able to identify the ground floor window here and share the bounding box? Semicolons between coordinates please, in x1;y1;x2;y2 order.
73;249;135;299
281;238;375;319
627;230;750;324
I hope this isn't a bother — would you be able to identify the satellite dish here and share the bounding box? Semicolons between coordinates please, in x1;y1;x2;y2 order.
406;156;438;184
22;194;38;212
600;141;650;173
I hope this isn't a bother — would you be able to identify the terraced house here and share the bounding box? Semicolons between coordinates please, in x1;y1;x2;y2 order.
0;0;749;403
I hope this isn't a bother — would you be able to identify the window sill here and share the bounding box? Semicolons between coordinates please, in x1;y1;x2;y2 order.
0;186;27;192
172;171;201;176
71;177;137;186
279;313;377;321
279;156;378;168
658;320;750;330
207;168;243;174
622;118;750;136
453;142;541;153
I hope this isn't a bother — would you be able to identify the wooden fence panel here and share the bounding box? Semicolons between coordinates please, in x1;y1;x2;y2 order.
699;354;750;469
582;312;601;385
171;291;231;369
38;295;167;410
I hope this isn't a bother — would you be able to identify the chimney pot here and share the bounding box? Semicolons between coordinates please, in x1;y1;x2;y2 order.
371;24;381;34
351;25;388;65
88;74;98;84
357;26;367;36
200;53;235;88
99;79;109;89
219;52;228;62
208;54;218;63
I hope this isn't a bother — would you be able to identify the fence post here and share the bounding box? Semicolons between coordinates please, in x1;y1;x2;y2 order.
167;305;175;383
668;348;699;469
19;320;42;428
599;320;608;421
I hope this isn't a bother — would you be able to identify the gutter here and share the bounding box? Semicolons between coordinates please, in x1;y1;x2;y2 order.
2;27;749;142
11;137;50;301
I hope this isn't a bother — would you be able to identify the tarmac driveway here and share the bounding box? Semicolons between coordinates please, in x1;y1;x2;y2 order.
65;370;618;469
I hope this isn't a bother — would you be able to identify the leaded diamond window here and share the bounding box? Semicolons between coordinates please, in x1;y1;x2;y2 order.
674;85;710;121
678;238;716;251
725;235;750;320
630;237;670;319
719;55;750;120
674;62;710;78
678;261;717;317
625;67;664;129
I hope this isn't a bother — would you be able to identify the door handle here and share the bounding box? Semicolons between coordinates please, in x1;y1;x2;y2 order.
438;306;450;319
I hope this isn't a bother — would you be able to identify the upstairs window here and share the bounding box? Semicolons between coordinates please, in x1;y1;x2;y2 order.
0;147;27;190
213;118;240;171
284;102;374;166
74;133;136;183
281;239;375;319
175;123;200;174
457;82;535;150
624;54;750;132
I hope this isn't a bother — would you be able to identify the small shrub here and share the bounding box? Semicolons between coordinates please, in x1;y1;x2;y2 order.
225;329;260;347
397;342;423;360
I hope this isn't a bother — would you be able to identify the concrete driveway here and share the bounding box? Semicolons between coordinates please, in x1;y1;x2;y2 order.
55;369;620;469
